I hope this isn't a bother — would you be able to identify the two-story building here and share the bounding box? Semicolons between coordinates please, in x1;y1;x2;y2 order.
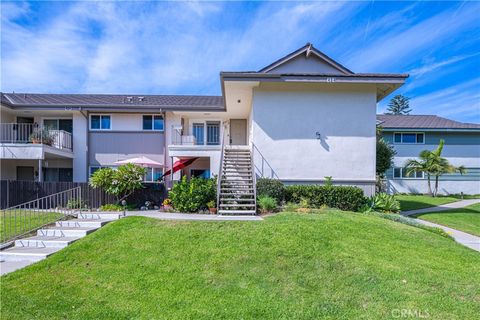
1;43;409;208
378;114;480;195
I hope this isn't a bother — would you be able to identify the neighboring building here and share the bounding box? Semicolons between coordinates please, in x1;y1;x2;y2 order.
378;114;480;195
0;43;408;198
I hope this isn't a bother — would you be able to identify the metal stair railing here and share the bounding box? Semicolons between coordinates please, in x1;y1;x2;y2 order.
1;187;82;248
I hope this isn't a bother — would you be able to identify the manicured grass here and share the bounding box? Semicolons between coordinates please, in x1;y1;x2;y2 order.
2;211;479;319
0;210;63;242
416;203;480;236
395;195;459;211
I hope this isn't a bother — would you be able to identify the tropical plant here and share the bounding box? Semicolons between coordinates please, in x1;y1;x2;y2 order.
207;200;216;209
386;94;412;115
257;196;277;213
361;193;400;213
169;176;216;213
89;163;146;204
324;176;333;187
404;140;466;197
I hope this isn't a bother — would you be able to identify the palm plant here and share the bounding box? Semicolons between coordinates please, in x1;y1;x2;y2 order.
404;140;466;197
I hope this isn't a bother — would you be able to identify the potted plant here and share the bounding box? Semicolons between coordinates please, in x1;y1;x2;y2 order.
207;200;217;214
29;127;55;146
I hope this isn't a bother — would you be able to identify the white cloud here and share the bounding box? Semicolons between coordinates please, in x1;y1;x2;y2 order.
408;52;480;77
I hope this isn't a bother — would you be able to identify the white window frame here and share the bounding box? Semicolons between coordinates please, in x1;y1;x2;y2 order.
393;132;425;144
188;118;222;146
142;114;164;132
144;167;164;182
393;167;424;179
89;114;112;131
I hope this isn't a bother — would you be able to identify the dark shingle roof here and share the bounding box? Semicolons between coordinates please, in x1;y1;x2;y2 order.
377;114;480;130
1;93;224;111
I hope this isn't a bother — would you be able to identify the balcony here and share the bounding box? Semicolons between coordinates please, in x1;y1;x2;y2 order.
171;124;220;146
0;123;73;156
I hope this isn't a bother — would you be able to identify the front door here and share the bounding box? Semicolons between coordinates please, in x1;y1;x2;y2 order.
230;119;247;145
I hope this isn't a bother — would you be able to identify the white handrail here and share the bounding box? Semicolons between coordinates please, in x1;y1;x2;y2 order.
216;124;226;211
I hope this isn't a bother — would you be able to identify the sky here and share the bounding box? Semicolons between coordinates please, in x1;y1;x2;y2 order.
1;1;479;123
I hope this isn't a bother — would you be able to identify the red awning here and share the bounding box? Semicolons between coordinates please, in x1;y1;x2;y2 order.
162;157;198;177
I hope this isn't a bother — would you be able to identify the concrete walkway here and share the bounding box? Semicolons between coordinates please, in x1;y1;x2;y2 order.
126;211;263;221
401;199;480;252
401;199;480;216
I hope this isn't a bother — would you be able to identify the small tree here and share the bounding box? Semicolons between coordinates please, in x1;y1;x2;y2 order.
404;140;466;196
386;94;412;115
376;127;396;177
89;163;146;204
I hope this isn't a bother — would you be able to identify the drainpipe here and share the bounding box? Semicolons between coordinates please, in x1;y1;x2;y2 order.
79;108;89;182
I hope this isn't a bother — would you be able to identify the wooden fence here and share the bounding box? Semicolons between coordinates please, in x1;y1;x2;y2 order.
0;180;166;209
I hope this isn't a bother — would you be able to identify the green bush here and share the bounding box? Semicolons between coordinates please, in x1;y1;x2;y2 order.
256;178;285;203
361;193;400;213
257;196;277;213
169;176;216;213
99;204;124;211
67;199;88;210
285;185;366;212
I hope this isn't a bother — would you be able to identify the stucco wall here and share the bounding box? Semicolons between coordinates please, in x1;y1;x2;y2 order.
73;112;88;182
251;83;377;195
89;131;165;167
387;179;480;195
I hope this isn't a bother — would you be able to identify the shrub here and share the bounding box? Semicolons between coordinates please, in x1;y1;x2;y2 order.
257;196;277;213
169;176;216;213
100;204;124;211
285;185;366;212
361;193;400;213
256;178;285;203
67;199;88;210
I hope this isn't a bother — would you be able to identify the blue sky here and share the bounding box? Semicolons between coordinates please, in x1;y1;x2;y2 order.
1;1;479;123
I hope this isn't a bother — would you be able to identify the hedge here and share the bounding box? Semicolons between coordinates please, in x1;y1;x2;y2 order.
285;185;366;212
256;178;285;203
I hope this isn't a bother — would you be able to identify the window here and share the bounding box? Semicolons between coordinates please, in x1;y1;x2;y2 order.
90;115;111;130
144;167;163;182
393;132;425;144
193;123;205;145
143;115;164;131
43;119;73;133
393;167;424;179
191;169;210;179
89;166;102;176
206;121;220;145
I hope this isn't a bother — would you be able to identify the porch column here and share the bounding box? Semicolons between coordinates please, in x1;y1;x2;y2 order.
170;156;174;188
38;159;43;182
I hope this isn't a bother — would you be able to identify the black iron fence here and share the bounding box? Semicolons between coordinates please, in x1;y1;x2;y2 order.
0;180;166;209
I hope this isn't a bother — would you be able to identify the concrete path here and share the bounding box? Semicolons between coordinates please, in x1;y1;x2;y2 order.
414;219;480;252
126;211;263;221
401;199;480;252
401;199;480;217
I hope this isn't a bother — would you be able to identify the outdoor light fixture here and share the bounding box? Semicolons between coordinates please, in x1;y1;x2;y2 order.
316;132;321;139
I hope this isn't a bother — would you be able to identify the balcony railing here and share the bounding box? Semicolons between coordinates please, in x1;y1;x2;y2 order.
0;123;73;151
171;125;220;146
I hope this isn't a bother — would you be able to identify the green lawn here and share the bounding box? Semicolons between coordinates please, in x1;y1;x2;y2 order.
2;211;479;319
395;195;459;211
416;203;480;236
0;210;63;242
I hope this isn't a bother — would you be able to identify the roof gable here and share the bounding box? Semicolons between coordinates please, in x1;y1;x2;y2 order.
259;43;354;75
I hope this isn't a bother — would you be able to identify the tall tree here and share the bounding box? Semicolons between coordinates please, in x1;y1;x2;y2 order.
386;94;412;115
376;126;396;177
404;140;466;196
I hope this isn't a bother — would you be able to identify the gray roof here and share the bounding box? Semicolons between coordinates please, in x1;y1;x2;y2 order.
1;93;224;111
377;114;480;130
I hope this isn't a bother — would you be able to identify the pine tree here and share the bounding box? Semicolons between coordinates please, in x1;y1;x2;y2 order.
386;94;412;115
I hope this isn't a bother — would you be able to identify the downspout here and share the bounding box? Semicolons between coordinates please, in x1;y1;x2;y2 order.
79;108;89;182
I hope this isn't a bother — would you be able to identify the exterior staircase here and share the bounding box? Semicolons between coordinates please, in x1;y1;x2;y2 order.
218;147;256;215
0;212;121;274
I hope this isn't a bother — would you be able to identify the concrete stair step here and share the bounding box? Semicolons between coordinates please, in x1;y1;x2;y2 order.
78;213;121;220
218;210;256;215
0;246;62;262
37;226;98;237
14;235;82;248
56;219;111;228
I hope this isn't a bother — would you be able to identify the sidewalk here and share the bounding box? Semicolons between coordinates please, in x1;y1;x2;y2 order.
401;199;480;252
401;199;480;217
